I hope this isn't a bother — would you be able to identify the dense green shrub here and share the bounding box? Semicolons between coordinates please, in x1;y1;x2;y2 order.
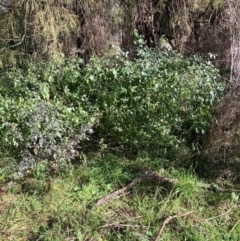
0;59;96;176
0;46;225;176
83;47;225;154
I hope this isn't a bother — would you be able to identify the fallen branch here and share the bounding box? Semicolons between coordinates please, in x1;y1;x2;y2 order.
198;206;233;221
154;212;192;241
95;173;240;207
95;174;174;206
198;183;240;193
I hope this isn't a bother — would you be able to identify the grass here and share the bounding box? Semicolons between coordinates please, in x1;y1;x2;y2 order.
1;154;240;241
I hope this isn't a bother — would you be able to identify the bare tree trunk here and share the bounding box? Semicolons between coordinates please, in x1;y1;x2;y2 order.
227;0;240;85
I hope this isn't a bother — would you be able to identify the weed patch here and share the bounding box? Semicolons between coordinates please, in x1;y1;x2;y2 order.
1;155;240;241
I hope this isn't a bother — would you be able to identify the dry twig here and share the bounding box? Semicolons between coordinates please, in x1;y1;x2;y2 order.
95;174;174;206
154;212;192;241
198;206;233;221
95;173;239;207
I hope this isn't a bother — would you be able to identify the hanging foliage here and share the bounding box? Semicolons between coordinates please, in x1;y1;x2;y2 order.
119;0;227;60
0;0;112;66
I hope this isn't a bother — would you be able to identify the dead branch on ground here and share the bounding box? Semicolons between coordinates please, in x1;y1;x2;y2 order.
154;212;192;241
95;174;174;206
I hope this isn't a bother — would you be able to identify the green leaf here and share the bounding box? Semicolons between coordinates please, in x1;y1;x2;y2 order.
40;83;50;100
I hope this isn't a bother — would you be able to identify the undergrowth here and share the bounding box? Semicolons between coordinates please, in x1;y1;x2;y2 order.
0;42;225;177
0;40;237;241
0;154;240;241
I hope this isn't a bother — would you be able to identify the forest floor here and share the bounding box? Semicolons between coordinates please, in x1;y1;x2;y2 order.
1;153;240;241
